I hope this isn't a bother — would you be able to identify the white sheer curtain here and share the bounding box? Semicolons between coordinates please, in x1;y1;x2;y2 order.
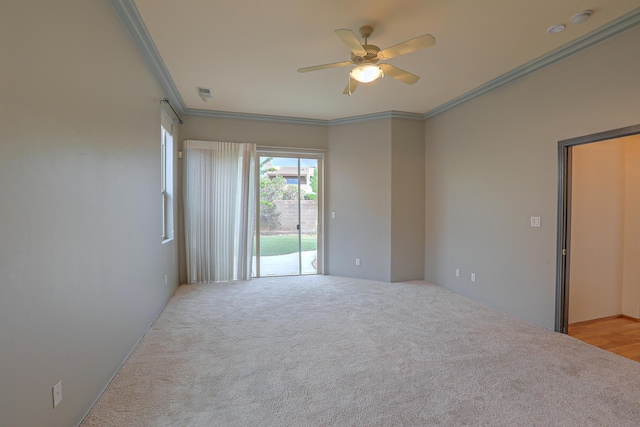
183;140;256;283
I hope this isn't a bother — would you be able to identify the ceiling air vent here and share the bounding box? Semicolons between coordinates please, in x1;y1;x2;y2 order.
197;87;213;102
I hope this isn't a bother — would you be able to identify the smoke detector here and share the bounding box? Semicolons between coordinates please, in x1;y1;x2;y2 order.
197;87;213;102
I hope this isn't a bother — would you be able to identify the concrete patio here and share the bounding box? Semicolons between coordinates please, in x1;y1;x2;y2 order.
252;250;317;276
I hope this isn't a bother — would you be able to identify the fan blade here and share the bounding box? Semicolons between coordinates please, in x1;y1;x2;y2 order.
379;63;420;84
297;61;352;73
342;78;360;95
378;34;435;60
335;29;367;57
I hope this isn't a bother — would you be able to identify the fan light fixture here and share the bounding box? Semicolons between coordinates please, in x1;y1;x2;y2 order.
297;26;435;94
350;64;384;83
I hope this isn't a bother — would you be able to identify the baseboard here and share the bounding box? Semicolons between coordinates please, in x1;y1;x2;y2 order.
569;314;640;327
569;314;623;327
76;284;180;426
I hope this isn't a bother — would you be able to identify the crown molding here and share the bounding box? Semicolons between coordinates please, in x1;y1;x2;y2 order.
329;111;424;126
184;109;423;126
108;0;186;112
184;108;328;126
424;7;640;119
109;1;639;124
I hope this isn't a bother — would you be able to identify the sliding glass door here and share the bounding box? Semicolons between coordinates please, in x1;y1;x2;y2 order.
254;154;322;277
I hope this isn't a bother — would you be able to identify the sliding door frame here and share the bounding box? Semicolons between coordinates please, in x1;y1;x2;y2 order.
254;147;325;277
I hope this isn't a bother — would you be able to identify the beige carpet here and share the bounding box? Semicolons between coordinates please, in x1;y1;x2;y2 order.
81;275;640;426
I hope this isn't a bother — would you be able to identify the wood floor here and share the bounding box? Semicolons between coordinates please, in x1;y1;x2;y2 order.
568;316;640;363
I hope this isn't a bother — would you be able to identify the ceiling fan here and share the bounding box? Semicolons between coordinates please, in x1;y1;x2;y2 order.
297;26;435;95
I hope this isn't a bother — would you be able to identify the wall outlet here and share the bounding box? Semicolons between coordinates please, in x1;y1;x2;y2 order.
355;258;360;266
455;269;460;277
331;211;336;219
52;380;62;408
530;216;541;227
471;273;476;282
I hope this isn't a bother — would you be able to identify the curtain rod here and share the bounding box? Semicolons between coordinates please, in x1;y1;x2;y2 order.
161;98;183;124
256;145;328;153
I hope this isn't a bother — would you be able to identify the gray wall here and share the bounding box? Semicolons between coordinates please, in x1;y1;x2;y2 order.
183;115;425;284
325;118;425;282
181;115;329;149
424;24;640;329
326;120;393;281
4;2;639;424
391;119;425;282
0;1;179;426
179;115;328;283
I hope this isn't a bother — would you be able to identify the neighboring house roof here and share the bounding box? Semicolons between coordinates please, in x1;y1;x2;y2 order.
266;166;314;178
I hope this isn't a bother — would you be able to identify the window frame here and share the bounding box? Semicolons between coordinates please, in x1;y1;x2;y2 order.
161;114;174;242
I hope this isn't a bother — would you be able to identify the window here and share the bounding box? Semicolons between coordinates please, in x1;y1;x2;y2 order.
161;112;174;241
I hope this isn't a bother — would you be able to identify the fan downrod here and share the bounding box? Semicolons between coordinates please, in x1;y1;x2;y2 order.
359;25;374;41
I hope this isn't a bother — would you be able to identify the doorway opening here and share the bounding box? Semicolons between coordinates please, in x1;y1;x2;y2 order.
253;152;323;277
556;124;640;361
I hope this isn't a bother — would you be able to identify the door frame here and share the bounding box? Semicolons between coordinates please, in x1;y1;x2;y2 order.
254;148;325;277
555;124;640;333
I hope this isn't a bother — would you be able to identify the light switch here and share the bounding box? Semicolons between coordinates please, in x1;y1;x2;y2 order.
53;380;62;408
530;216;541;227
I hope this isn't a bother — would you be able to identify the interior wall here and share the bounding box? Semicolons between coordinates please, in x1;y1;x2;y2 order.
183;115;425;284
622;135;640;318
390;119;426;282
424;24;640;329
162;107;181;308
0;1;179;426
179;115;328;283
326;120;392;281
180;116;329;150
568;140;625;323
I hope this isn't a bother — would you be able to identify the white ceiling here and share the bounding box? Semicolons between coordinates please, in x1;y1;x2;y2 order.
131;0;640;121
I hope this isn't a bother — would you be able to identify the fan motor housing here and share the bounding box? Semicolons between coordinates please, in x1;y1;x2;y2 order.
351;44;381;64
